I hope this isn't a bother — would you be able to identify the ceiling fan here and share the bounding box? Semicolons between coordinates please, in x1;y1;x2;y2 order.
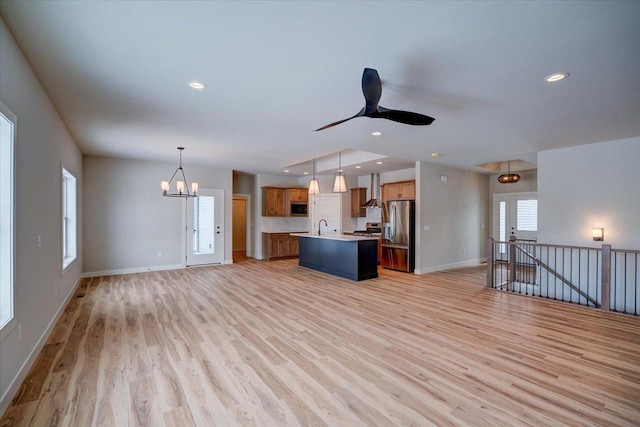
315;68;435;131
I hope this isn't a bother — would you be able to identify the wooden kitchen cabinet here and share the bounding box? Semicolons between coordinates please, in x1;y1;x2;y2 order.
289;235;299;256
382;180;415;201
262;187;286;216
350;187;367;217
287;188;308;203
262;232;302;260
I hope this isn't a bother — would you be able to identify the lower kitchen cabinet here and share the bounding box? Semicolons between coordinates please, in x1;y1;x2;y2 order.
262;232;302;260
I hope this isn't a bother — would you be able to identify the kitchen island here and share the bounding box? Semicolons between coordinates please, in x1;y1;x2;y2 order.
290;233;378;281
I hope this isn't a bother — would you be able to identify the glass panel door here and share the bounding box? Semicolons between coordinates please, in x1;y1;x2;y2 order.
186;189;224;265
493;192;537;262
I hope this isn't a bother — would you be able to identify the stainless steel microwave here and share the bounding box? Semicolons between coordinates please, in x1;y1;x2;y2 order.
290;202;308;216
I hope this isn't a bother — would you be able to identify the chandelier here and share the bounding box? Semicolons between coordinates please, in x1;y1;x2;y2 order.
161;147;199;197
497;160;521;184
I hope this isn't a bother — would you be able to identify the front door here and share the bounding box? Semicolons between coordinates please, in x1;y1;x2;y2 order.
186;189;224;266
493;192;537;261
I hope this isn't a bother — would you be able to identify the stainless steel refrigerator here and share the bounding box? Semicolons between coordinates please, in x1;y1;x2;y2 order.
381;200;415;272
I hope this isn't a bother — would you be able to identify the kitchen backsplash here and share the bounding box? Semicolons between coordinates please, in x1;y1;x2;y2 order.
261;216;309;232
357;207;382;229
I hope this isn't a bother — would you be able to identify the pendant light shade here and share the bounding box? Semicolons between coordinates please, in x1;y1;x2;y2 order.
308;159;321;195
161;147;198;197
497;161;521;184
332;151;348;193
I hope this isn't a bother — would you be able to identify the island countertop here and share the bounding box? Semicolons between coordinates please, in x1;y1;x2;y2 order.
290;233;378;242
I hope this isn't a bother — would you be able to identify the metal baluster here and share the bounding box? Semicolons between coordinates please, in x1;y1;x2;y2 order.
623;252;628;314
635;253;638;316
612;251;618;311
546;246;550;299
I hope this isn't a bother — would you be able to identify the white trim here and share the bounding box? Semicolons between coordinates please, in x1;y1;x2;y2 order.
82;263;184;278
414;258;486;275
0;275;83;415
223;259;234;265
0;102;16;340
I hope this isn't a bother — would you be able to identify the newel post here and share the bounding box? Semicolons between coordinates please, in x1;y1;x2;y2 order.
601;244;612;311
509;235;517;290
486;237;494;288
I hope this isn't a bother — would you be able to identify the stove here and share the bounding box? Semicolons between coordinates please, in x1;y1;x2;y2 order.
353;222;382;237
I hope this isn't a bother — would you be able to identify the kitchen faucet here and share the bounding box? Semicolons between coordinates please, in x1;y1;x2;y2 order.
318;218;328;235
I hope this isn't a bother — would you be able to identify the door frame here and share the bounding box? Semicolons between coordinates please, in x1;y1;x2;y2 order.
232;193;252;257
183;188;225;266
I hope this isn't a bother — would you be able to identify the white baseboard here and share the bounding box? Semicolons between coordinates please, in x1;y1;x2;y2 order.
414;258;486;275
223;259;233;265
0;275;83;415
82;263;184;278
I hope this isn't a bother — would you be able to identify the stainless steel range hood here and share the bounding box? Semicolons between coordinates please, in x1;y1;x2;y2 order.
362;173;381;208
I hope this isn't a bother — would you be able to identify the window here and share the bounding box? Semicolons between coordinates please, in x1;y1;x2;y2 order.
498;201;506;253
193;195;214;254
1;103;15;336
62;167;77;270
516;199;538;232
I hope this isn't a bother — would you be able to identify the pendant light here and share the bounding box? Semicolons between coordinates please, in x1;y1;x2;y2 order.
308;159;321;195
332;150;348;193
161;147;199;197
497;160;521;184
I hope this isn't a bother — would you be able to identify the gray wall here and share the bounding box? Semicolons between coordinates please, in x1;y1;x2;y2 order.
233;173;254;195
538;137;640;249
83;156;233;273
415;162;490;273
0;19;83;412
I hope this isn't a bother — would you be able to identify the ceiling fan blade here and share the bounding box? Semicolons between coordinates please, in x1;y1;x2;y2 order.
315;108;365;131
374;106;435;125
362;68;382;113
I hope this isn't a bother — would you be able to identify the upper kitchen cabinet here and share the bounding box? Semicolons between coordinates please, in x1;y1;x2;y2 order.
286;187;309;217
350;188;367;217
382;180;415;201
262;187;286;216
262;186;309;217
287;188;308;203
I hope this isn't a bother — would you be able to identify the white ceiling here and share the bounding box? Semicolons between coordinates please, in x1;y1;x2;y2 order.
1;1;639;176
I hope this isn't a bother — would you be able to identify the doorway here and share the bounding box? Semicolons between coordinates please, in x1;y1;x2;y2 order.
186;189;225;266
493;192;537;261
232;195;249;261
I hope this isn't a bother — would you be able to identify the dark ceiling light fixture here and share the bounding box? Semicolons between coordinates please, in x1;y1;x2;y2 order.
161;147;198;197
497;161;521;184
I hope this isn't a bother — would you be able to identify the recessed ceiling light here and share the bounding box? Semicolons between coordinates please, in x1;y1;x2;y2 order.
355;165;362;169
188;81;207;90
284;169;290;173
431;152;440;158
376;161;383;165
303;172;309;175
371;131;382;136
545;73;569;83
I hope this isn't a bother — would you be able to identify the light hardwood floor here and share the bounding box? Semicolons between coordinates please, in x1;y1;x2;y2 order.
2;259;640;426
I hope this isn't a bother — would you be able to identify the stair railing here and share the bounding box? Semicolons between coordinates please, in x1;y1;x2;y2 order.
486;237;639;316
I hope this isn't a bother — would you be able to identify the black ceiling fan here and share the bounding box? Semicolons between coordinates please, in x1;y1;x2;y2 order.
315;68;435;131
